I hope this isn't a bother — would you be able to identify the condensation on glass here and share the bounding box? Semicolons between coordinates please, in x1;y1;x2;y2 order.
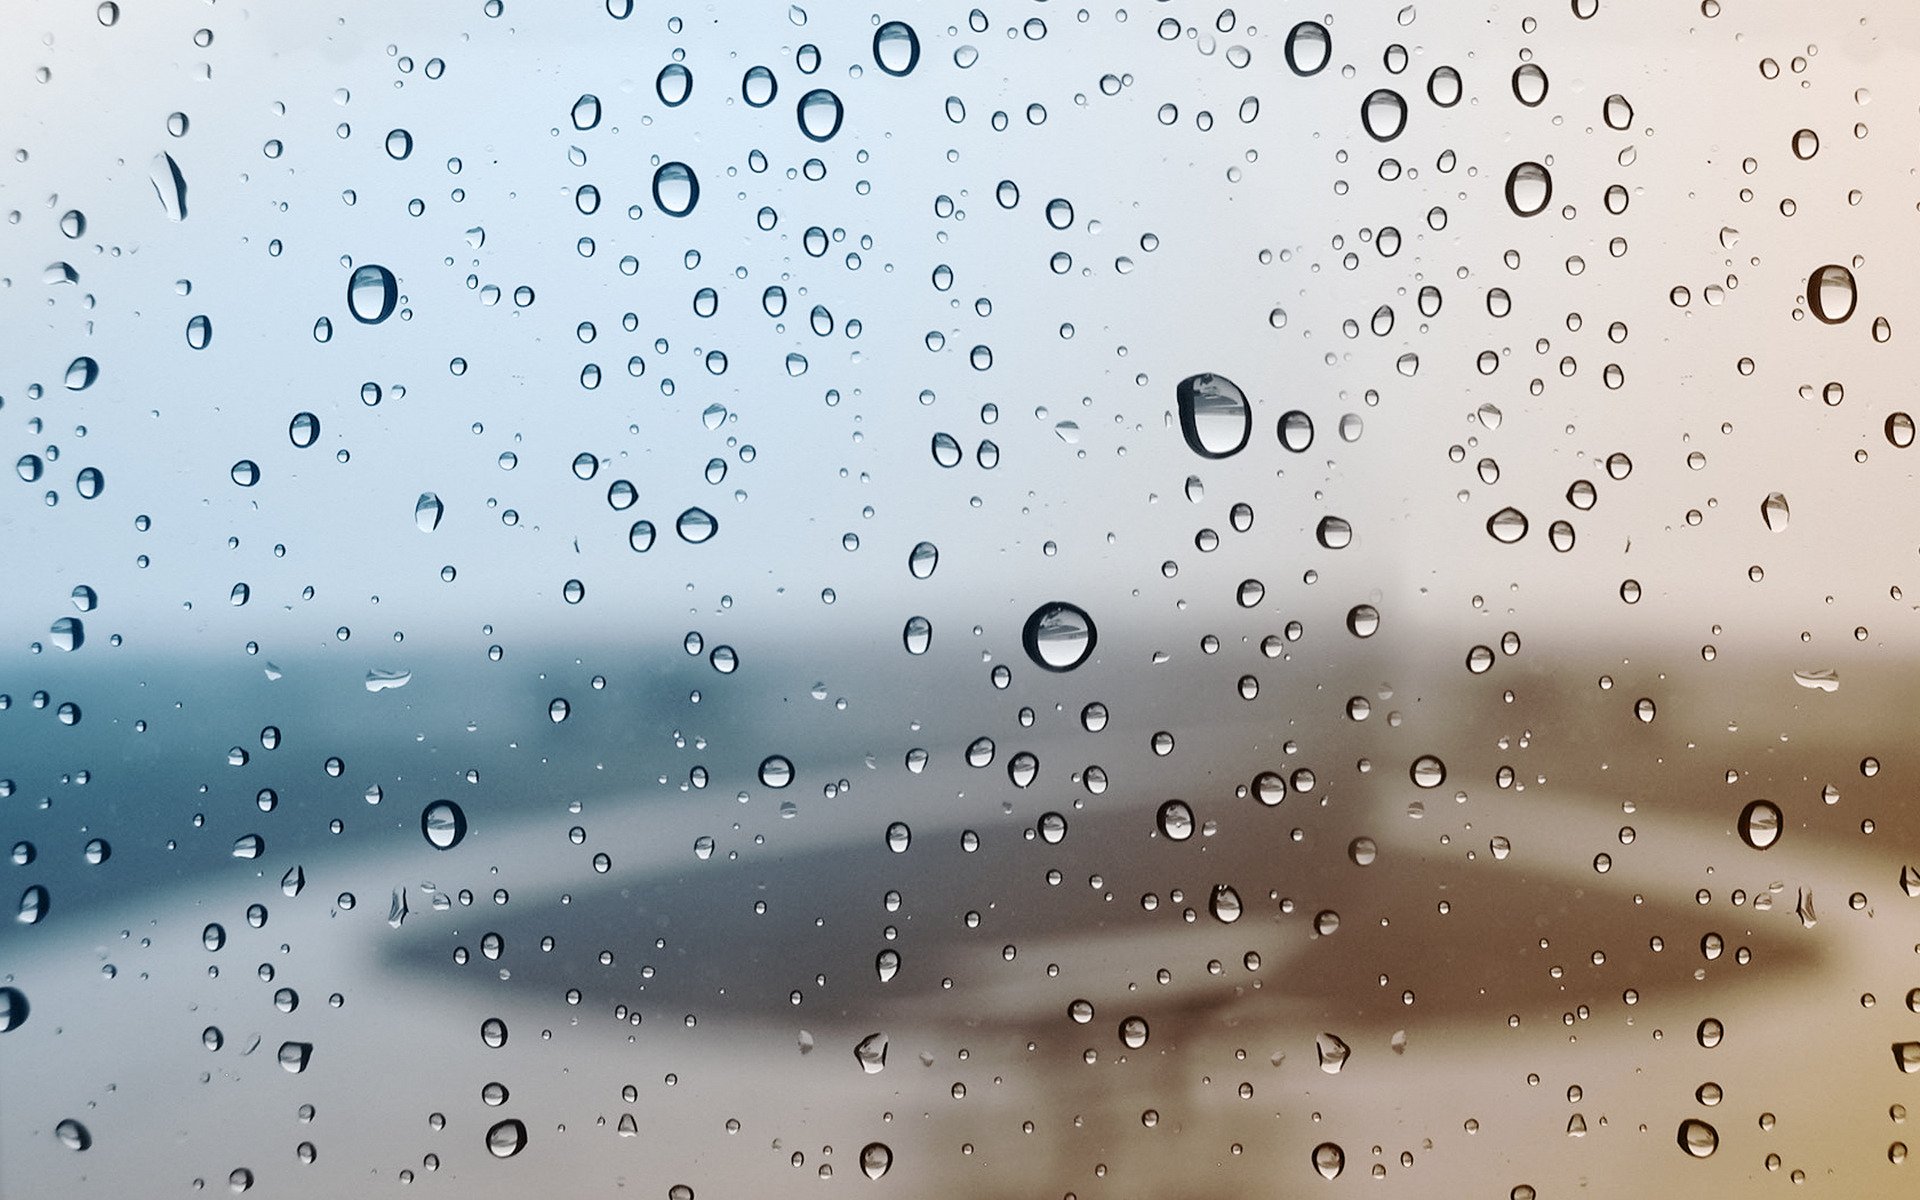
2;1;1918;1197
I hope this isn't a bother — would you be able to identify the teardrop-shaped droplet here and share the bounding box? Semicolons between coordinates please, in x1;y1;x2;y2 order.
656;63;693;106
860;1141;893;1179
1808;264;1857;324
1761;492;1790;531
875;949;900;983
347;264;398;324
1208;883;1242;923
486;1118;527;1158
796;88;844;141
149;152;188;220
1023;601;1097;672
65;357;98;391
652;162;700;217
414;492;443;532
571;93;601;130
1360;88;1408;141
676;506;717;543
1487;506;1529;543
1285;21;1332;76
1312;1141;1346;1180
421;800;467;850
872;21;920;76
1505;162;1553;217
17;884;49;925
1157;800;1194;841
855;1032;889;1073
1738;799;1783;850
1677;1119;1719;1158
1176;373;1252;458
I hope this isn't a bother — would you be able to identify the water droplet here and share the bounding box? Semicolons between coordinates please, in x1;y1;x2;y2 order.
1505;162;1553;217
1792;128;1819;160
1487;506;1529;543
902;616;933;655
385;128;413;160
1317;1032;1351;1073
855;1032;888;1073
886;821;911;853
1808;264;1857;324
1176;373;1252;458
1410;755;1446;788
873;21;920;75
1677;1118;1719;1158
860;1141;893;1179
1361;89;1408;141
65;357;98;391
289;412;320;447
1209;883;1243;923
548;697;570;723
55;1119;91;1151
1738;799;1783;850
17;884;48;925
414;492;443;532
629;519;656;552
149;152;188;220
1428;65;1462;106
229;460;260;487
656;63;693;106
486;1118;527;1158
676;507;717;543
0;986;27;1032
1603;93;1634;130
1897;1042;1920;1073
1312;1141;1346;1180
1511;63;1549;106
653;162;700;217
1158;800;1194;840
1347;604;1381;638
759;756;794;788
875;949;900;983
347;264;398;324
1278;410;1314;452
48;616;83;652
1316;516;1353;549
797;89;844;141
1886;413;1914;447
1285;21;1332;76
277;1041;312;1073
1761;492;1790;531
422;800;468;850
1022;601;1097;672
742;65;778;107
572;93;601;130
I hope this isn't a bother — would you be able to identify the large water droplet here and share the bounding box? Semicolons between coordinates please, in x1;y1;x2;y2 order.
860;1141;893;1179
1896;1042;1920;1073
277;1041;312;1073
486;1118;527;1158
1285;21;1332;75
1603;93;1634;130
16;884;48;925
149;152;188;220
55;1119;91;1151
1209;883;1242;923
1761;492;1790;531
1738;799;1782;850
1505;162;1553;217
855;1032;888;1073
657;63;693;106
421;800;468;850
759;756;793;788
289;411;320;448
908;540;940;579
1410;755;1446;788
873;21;920;75
1022;601;1097;672
1312;1141;1346;1179
49;617;83;652
1361;89;1408;141
347;264;398;324
0;986;28;1032
1886;412;1915;448
875;949;900;983
414;492;443;532
653;162;700;217
571;93;601;130
677;507;717;543
1677;1119;1719;1158
1487;506;1529;543
1808;264;1857;324
797;89;844;141
1157;800;1194;841
1176;373;1252;458
65;357;98;390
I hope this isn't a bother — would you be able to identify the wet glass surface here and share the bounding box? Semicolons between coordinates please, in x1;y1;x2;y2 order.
3;1;1920;1195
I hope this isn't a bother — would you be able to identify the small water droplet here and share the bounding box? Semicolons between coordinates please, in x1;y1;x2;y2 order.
1316;1032;1351;1073
1158;800;1194;841
855;1032;888;1073
676;507;717;543
1209;883;1242;923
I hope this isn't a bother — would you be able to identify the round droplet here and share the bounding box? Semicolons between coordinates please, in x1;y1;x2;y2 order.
1697;1017;1725;1048
796;89;844;141
1316;516;1353;550
902;616;932;655
629;519;656;552
1361;89;1408;141
486;1119;527;1158
1511;64;1549;107
65;357;98;390
548;698;571;723
421;800;467;850
1347;605;1381;638
1313;1141;1346;1180
1278;410;1314;452
1603;93;1633;129
1885;413;1914;448
230;460;260;487
1176;373;1252;458
885;821;911;853
1285;21;1332;76
676;507;718;543
908;540;939;579
759;756;793;788
1808;264;1857;324
186;314;213;349
1487;506;1529;543
1428;65;1462;106
652;162;700;217
347;264;398;324
1761;492;1790;531
571;93;601;130
1157;800;1194;841
1119;1016;1150;1048
288;411;321;448
1410;755;1446;788
1505;162;1553;217
1792;128;1819;160
0;986;26;1032
860;1141;893;1180
414;492;444;532
873;21;920;76
1677;1119;1719;1158
1738;799;1783;850
55;1119;91;1151
656;63;692;106
1023;602;1097;672
742;66;778;107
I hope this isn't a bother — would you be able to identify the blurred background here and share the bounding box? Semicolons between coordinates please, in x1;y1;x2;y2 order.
3;1;1919;1196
